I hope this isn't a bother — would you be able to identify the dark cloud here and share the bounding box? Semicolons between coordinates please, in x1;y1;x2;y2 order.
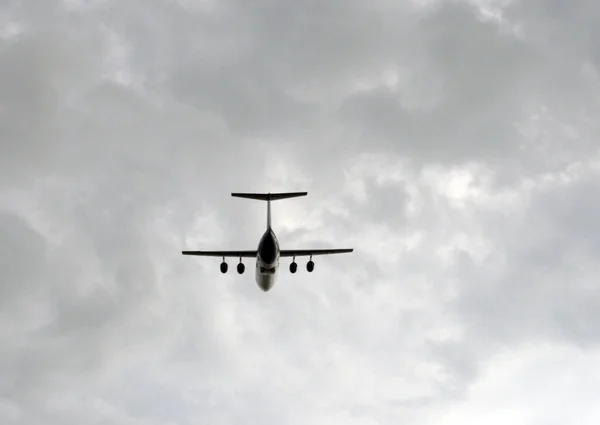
338;2;541;164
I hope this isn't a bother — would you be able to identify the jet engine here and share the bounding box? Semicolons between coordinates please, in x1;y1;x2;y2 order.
306;260;314;272
289;261;297;273
237;262;245;274
220;261;228;273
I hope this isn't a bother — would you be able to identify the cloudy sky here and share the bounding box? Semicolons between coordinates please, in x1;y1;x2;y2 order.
2;0;600;423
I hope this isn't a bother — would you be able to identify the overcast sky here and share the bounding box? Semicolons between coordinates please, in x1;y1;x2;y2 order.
2;0;600;424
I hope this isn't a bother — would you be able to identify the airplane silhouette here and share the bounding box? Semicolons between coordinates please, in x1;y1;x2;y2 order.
182;192;353;292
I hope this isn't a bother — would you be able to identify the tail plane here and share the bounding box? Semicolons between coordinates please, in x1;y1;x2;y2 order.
231;192;307;228
231;192;307;201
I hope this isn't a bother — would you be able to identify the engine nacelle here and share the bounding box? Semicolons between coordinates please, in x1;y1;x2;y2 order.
220;261;228;273
306;260;314;272
237;262;245;274
289;261;297;273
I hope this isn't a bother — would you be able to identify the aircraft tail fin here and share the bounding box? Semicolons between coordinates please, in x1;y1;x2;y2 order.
232;192;307;228
231;192;307;201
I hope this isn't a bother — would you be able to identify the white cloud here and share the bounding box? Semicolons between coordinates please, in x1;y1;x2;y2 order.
423;343;600;425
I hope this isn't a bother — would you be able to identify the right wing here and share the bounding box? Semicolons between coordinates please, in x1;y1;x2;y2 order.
279;248;353;257
181;250;257;258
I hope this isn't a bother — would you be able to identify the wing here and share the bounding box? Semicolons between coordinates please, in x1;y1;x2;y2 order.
181;250;257;258
279;248;353;257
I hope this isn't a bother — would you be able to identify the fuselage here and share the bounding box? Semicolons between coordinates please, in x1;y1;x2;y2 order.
255;227;280;291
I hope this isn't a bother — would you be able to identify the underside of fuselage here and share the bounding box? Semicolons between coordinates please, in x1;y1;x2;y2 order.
256;268;277;291
255;228;279;291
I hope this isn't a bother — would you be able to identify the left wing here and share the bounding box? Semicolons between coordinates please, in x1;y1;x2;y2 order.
181;250;257;258
280;248;353;257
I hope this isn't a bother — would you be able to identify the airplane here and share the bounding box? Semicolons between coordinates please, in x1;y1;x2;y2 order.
181;192;354;292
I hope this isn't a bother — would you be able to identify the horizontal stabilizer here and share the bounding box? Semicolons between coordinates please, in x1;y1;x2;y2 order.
231;192;307;201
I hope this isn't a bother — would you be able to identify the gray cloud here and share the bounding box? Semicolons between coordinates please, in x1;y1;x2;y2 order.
2;0;600;424
452;168;600;346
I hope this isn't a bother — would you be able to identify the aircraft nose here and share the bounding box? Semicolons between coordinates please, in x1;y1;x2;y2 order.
259;282;272;292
